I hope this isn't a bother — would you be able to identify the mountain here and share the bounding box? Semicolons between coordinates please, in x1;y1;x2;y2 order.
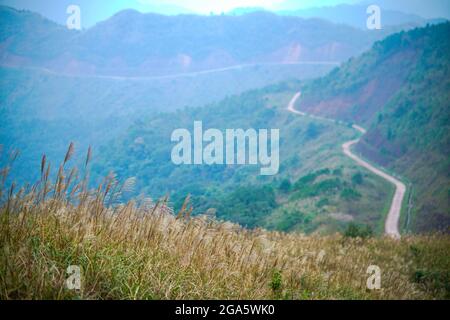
0;0;193;27
227;7;267;15
362;0;450;20
295;23;450;233
0;6;399;77
280;4;426;29
1;7;448;234
92;83;393;235
0;62;333;186
0;5;74;61
90;23;450;235
2;5;386;193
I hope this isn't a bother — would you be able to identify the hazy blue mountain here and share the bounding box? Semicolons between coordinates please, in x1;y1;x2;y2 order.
362;0;450;19
0;0;193;28
279;0;450;20
0;6;400;77
84;23;450;234
0;5;74;60
279;4;426;29
227;7;267;15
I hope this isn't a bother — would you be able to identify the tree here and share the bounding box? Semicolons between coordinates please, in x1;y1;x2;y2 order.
279;179;292;193
352;172;364;185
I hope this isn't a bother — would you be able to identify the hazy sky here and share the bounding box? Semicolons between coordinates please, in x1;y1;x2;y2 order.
138;0;360;13
0;0;361;16
1;0;448;26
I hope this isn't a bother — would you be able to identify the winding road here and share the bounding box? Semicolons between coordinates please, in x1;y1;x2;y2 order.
16;61;339;82
287;92;404;238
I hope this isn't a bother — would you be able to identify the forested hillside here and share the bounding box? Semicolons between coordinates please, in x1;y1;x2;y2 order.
93;83;393;235
0;62;332;186
93;23;450;234
296;23;450;233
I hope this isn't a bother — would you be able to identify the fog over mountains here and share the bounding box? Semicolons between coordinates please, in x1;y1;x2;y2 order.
0;6;403;77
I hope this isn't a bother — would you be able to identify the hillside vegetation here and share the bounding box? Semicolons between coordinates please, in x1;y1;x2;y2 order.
93;84;393;235
0;151;449;299
0;62;332;186
296;23;450;233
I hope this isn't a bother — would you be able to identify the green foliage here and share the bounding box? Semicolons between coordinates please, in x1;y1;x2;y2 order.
292;177;343;200
344;223;373;239
218;186;277;228
340;188;362;200
86;79;391;234
351;172;363;185
316;198;330;208
409;243;450;299
300;23;450;233
273;209;312;232
270;270;283;293
293;169;331;189
305;123;323;140
412;269;450;298
279;179;292;193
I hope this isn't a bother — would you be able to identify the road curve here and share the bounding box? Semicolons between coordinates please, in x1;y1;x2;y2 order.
19;61;339;82
287;92;404;238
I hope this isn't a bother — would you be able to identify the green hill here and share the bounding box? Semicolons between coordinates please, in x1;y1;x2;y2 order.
92;83;393;235
93;23;450;234
0;63;332;186
296;23;450;233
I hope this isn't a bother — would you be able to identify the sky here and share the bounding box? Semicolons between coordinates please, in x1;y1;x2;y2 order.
0;0;448;27
0;0;361;16
138;0;359;14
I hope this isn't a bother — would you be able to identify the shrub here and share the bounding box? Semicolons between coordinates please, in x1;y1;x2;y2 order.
351;173;364;185
344;223;373;239
279;179;292;193
270;270;282;293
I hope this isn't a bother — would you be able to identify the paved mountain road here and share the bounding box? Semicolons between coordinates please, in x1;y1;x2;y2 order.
287;92;404;238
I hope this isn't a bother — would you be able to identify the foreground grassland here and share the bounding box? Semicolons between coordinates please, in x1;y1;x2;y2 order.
1;185;449;300
0;147;449;300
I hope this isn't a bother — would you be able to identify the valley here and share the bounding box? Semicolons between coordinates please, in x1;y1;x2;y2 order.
0;2;449;302
288;91;404;238
0;6;448;235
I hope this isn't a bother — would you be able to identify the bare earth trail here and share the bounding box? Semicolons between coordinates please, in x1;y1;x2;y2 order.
287;92;404;238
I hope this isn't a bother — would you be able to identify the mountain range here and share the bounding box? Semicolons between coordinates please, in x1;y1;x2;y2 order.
296;23;450;232
92;23;450;234
0;6;448;234
278;4;426;29
0;5;417;77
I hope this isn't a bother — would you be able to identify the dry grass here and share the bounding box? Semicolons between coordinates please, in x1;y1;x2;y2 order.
0;146;449;300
